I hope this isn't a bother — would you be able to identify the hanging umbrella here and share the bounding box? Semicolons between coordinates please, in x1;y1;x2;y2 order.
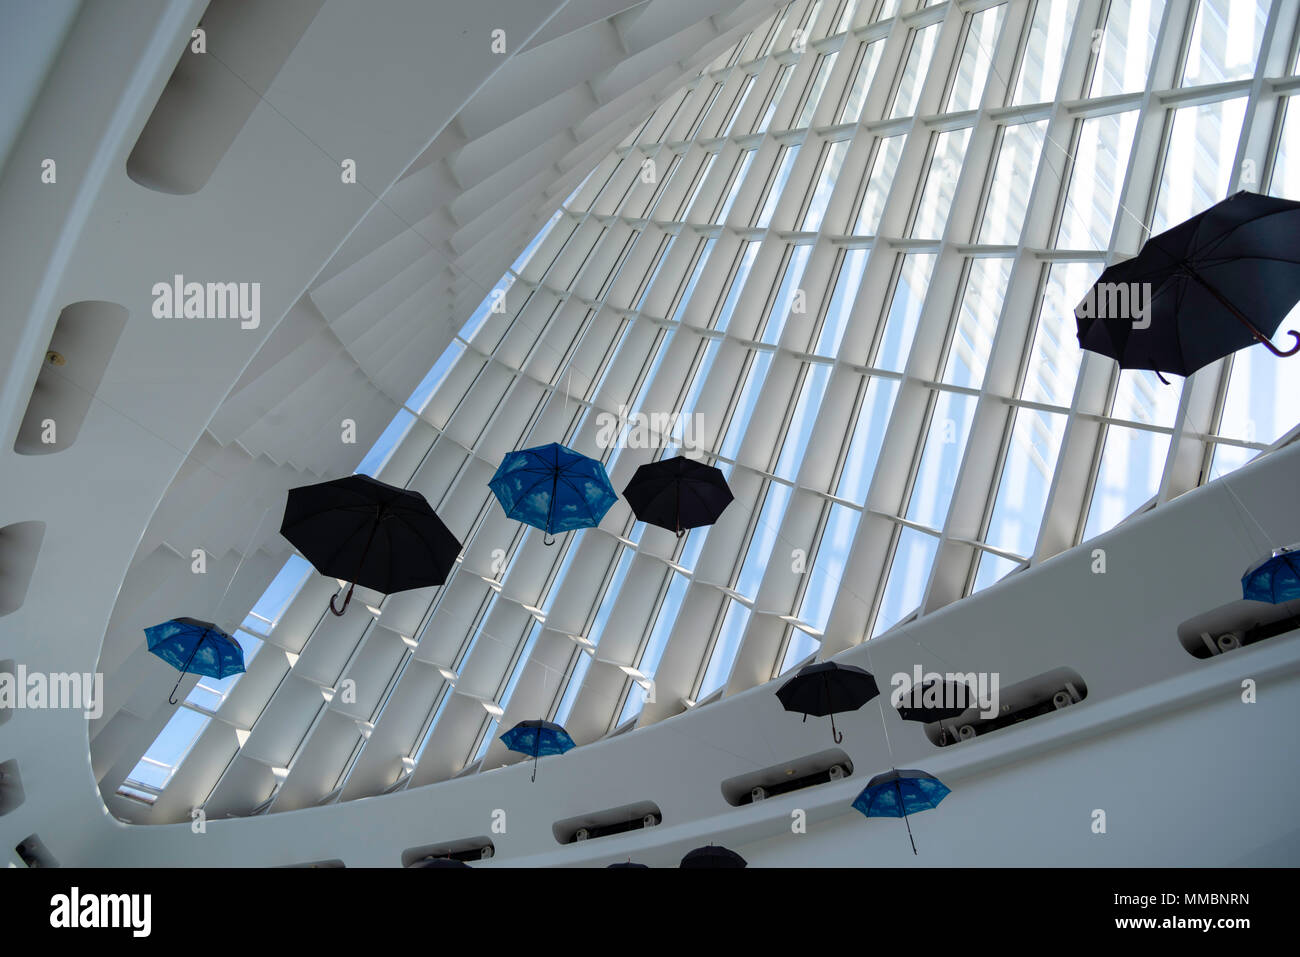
1242;544;1300;603
410;856;471;868
488;442;617;545
279;474;461;617
607;860;649;868
776;661;880;743
894;678;975;723
1075;190;1300;382
500;719;576;782
622;454;734;538
852;769;950;856
679;845;747;868
145;618;244;705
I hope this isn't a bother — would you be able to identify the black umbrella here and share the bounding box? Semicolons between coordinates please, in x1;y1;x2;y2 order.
776;661;879;743
606;860;649;868
280;475;461;616
894;678;975;723
410;856;471;868
679;845;747;868
622;455;734;538
1075;190;1300;381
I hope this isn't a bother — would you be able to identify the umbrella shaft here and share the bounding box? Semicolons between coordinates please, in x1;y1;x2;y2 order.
1183;267;1277;347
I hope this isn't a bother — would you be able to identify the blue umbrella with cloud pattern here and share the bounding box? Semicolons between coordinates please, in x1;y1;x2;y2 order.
500;719;576;781
145;617;244;705
1242;544;1300;604
851;768;950;856
488;442;617;545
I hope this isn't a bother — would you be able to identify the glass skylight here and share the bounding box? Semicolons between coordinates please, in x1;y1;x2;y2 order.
118;0;1300;817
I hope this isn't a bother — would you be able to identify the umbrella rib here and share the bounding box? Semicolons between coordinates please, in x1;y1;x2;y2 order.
1195;206;1299;261
557;471;604;527
320;510;380;579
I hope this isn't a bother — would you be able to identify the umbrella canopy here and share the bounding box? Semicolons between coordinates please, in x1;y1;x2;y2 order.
280;474;461;616
622;454;734;537
1243;545;1300;604
894;678;976;723
1075;190;1300;380
410;856;471;868
500;719;576;781
679;845;747;869
489;442;617;544
776;661;880;743
145;618;244;705
852;769;950;856
606;860;650;868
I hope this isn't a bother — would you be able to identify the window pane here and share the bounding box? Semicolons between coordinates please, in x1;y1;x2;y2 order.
1090;0;1165;97
681;154;718;219
972;550;1021;593
699;600;752;699
947;4;1006;113
756;145;801;227
722;75;757;136
1055;110;1140;250
1213;338;1300;472
721;352;775;458
797;53;840;127
736;482;795;596
873;253;936;372
1082;425;1170;540
1013;0;1079;105
1181;0;1268;87
978;121;1047;244
1023;262;1102;407
802;140;850;231
755;65;794;133
618;573;690;725
1268;97;1300;199
775;363;833;480
798;502;861;631
874;527;938;635
853;134;906;234
716;149;756;223
816;247;871;355
762;244;814;344
839;41;884;124
714;241;760;332
905;390;978;529
911;128;972;239
1111;367;1181;429
984;406;1068;557
891;24;940;118
943;257;1012;389
836;377;900;503
1151;98;1247;234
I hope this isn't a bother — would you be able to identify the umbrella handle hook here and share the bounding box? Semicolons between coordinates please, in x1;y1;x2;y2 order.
831;712;843;744
329;582;355;616
1183;266;1300;357
1260;328;1300;357
543;532;556;547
